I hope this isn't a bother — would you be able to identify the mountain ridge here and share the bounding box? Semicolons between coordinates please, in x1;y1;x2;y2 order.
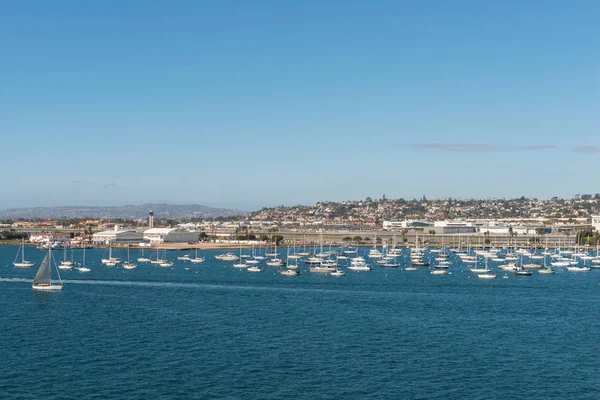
0;203;247;219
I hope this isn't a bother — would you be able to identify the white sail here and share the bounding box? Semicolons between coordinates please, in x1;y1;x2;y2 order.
32;249;62;290
33;252;52;286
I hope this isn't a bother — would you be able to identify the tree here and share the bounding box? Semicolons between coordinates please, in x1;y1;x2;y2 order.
198;232;208;241
535;228;545;236
428;230;436;237
343;236;352;242
352;236;363;243
271;235;284;245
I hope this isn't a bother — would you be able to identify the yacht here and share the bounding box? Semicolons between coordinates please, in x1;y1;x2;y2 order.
280;269;300;276
567;266;591;272
13;238;35;268
348;263;372;272
216;253;240;261
430;269;449;275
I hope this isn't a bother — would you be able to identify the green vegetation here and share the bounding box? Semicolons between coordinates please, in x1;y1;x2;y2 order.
0;231;28;240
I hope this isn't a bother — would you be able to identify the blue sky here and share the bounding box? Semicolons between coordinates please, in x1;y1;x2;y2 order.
1;1;599;211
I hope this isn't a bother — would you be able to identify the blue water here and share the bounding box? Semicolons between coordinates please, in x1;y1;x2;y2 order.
1;245;599;399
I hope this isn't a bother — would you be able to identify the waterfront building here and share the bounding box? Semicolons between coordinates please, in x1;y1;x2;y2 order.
143;228;197;244
92;227;144;245
29;233;70;244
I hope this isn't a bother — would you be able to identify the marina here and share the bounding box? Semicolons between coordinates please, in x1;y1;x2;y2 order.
1;242;600;399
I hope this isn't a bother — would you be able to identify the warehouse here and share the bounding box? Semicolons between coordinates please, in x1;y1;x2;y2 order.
92;228;144;245
143;228;197;244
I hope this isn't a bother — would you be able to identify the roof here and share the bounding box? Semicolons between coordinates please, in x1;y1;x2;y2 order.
143;228;178;234
93;230;142;236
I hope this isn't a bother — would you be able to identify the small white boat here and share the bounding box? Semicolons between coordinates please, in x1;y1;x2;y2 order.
247;266;262;272
77;246;91;272
405;266;418;271
233;262;249;268
177;255;191;261
330;269;345;277
567;266;590;272
538;268;555;274
216;253;239;261
101;245;120;265
469;267;491;273
280;269;300;276
190;249;205;264
348;265;372;271
159;261;174;267
266;259;285;267
477;272;497;279
515;269;532;276
13;238;35;268
123;263;137;270
309;265;336;273
430;269;449;275
137;247;151;263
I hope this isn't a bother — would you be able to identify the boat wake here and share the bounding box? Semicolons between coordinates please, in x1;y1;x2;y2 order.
0;276;372;296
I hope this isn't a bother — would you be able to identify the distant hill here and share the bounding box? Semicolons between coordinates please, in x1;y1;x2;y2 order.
0;203;247;220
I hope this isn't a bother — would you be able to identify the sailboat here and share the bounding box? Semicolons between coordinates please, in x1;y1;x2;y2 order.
32;247;63;291
123;245;137;270
233;244;249;268
137;247;151;263
101;244;120;265
77;245;91;272
538;252;555;274
13;238;34;268
59;246;74;270
190;249;205;264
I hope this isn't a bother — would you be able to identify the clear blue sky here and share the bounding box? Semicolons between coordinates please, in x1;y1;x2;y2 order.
1;1;599;211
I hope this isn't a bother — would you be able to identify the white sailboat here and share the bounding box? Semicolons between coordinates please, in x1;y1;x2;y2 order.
137;247;151;263
190;249;205;264
123;245;137;270
32;248;63;291
59;246;74;270
233;243;249;268
77;245;91;272
101;244;120;265
13;238;34;268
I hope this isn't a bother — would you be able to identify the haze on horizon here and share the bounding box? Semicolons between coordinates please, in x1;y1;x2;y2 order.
2;1;599;212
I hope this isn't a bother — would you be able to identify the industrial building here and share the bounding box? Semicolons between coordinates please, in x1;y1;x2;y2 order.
92;227;144;245
143;228;197;244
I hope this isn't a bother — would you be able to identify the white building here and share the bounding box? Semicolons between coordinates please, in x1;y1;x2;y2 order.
92;227;144;245
592;215;600;231
29;233;70;244
143;228;197;244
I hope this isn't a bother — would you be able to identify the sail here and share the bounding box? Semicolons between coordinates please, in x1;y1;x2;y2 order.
33;252;52;286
